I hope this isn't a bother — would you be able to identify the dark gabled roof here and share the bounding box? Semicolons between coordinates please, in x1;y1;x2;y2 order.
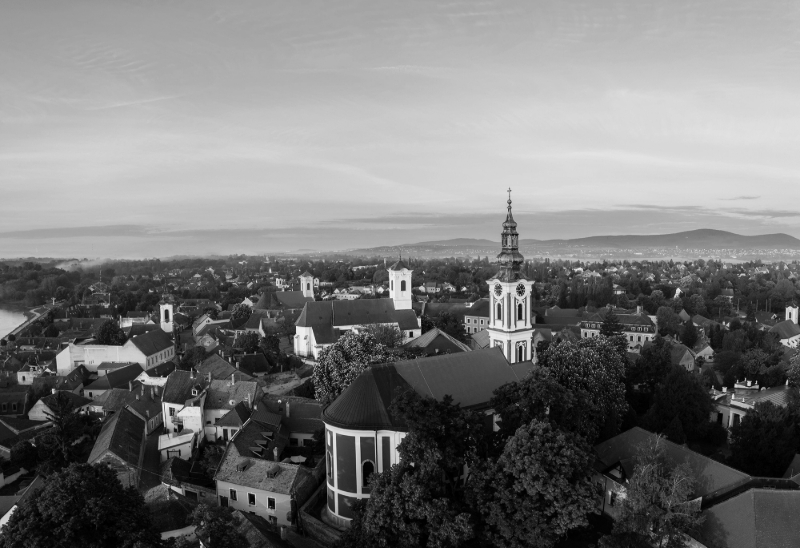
470;328;490;348
770;320;800;340
259;396;323;435
237;353;270;375
402;327;471;354
296;299;416;332
83;363;144;391
196;354;255;382
88;407;144;468
388;260;409;271
123;324;159;338
39;391;92;411
264;291;313;310
162;370;206;404
129;328;173;356
217;402;252;427
594;427;750;499
204;379;259;411
102;385;161;419
323;347;533;430
697;489;800;548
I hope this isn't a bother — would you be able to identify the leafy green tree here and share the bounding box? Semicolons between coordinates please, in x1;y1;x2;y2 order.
687;294;707;317
360;323;405;348
312;331;393;405
600;308;624;338
431;311;467;342
93;319;127;345
680;321;698;349
741;348;768;380
37;392;98;473
10;440;38;469
491;369;602;446
338;391;486;548
656;307;680;337
230;303;252;325
542;336;629;440
602;436;703;548
632;336;673;394
260;333;281;356
641;364;713;443
471;420;596;548
180;504;247;548
0;463;162;548
787;350;800;387
236;331;260;353
179;346;207;371
729;401;800;477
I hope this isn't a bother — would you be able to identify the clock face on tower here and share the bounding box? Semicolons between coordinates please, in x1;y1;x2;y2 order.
516;283;526;297
494;283;503;297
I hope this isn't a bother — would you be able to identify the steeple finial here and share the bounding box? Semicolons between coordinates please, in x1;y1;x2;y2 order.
507;187;512;208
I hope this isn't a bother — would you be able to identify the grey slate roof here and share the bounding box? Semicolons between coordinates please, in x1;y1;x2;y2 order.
770;320;800;340
129;328;173;356
402;327;471;354
84;363;144;392
205;379;259;411
88;407;145;468
697;489;800;548
323;347;533;430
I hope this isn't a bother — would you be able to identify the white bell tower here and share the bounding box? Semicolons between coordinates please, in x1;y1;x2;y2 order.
299;271;315;299
787;303;799;325
160;301;174;333
388;259;412;310
486;189;534;364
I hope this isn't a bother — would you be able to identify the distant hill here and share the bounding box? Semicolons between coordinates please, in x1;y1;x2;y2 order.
346;229;800;258
524;229;800;249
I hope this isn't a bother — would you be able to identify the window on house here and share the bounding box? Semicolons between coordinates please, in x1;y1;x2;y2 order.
248;493;256;506
326;451;333;480
400;280;406;291
21;376;25;382
609;492;618;507
11;403;16;412
1;404;6;412
268;497;276;511
362;460;375;487
230;489;237;501
169;408;175;417
480;319;484;325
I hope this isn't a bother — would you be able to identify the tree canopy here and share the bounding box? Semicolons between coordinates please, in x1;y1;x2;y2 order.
312;331;393;405
0;463;162;548
93;319;127;345
601;436;703;548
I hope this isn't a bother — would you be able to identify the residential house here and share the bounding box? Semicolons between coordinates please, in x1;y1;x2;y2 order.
55;328;175;374
28;390;91;421
580;307;656;352
769;320;800;348
88;407;146;488
82;363;144;399
257;395;323;448
710;383;792;429
0;417;52;460
96;383;163;434
203;378;259;442
401;327;471;356
214;443;317;527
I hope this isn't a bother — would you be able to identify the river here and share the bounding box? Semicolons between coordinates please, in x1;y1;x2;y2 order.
0;306;28;339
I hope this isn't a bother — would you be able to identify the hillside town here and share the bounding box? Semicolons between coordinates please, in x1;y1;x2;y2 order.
0;197;799;547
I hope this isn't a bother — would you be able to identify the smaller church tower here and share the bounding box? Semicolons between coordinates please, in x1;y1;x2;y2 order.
787;303;799;325
299;271;315;299
388;258;412;310
160;301;174;333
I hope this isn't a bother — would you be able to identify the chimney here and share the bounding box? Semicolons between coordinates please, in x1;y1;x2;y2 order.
285;400;290;418
135;393;140;401
145;410;149;418
128;380;133;391
151;386;155;399
141;384;145;396
191;368;196;379
207;372;211;384
51;388;56;395
273;447;279;461
231;373;235;386
246;392;251;409
636;305;643;315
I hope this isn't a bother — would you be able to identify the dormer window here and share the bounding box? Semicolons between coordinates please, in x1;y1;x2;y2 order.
191;389;198;396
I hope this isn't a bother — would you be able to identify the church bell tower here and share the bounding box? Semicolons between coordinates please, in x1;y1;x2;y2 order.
485;190;534;363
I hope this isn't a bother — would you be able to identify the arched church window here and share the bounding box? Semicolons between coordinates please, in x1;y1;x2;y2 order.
306;283;310;291
517;303;523;321
496;303;502;320
164;309;170;322
362;460;375;491
517;344;524;362
391;280;394;290
401;280;406;291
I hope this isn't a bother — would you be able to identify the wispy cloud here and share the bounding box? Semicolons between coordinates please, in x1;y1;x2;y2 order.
722;195;760;201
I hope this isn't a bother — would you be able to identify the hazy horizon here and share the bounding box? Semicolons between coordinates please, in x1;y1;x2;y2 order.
3;1;800;257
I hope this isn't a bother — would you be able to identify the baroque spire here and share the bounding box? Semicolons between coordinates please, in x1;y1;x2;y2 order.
496;188;526;279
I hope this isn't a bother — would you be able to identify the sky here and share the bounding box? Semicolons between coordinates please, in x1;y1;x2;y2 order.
2;0;800;258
